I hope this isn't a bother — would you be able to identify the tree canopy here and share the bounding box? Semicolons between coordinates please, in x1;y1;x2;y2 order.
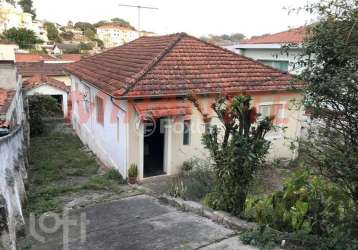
200;33;246;45
18;0;36;17
110;18;133;28
298;0;358;205
3;27;41;49
44;22;61;42
74;22;95;32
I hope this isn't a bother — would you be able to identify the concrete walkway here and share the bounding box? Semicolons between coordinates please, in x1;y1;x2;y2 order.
23;195;256;250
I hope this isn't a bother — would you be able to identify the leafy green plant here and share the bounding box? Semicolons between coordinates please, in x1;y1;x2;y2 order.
128;164;138;178
243;171;358;249
196;95;273;215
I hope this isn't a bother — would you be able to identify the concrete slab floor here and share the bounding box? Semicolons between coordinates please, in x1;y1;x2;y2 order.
20;195;257;250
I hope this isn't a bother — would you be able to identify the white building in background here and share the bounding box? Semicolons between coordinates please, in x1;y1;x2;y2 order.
226;27;306;74
0;0;48;42
96;23;139;48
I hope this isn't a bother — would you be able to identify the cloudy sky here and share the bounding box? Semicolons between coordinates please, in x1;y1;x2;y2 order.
33;0;316;38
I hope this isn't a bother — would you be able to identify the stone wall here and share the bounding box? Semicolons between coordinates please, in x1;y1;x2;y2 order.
0;125;29;250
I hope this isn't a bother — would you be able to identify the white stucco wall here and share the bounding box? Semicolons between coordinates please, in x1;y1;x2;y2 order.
70;76;128;177
0;85;28;250
237;48;302;74
0;127;28;250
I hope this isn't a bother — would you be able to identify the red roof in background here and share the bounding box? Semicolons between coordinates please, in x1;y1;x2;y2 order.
16;53;82;63
240;27;307;44
15;53;52;62
67;33;299;98
23;74;69;92
16;61;69;77
58;54;82;62
0;40;17;45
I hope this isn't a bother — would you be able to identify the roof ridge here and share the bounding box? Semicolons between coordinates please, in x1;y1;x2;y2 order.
113;33;186;97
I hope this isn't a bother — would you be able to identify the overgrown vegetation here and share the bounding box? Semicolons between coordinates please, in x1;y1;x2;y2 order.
169;158;215;201
241;0;358;249
27;121;126;214
242;171;357;249
28;96;62;136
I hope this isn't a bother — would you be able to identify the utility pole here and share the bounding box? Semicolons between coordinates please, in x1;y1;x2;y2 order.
118;3;158;32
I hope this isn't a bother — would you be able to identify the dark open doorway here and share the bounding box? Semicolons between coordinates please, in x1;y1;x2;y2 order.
144;118;165;177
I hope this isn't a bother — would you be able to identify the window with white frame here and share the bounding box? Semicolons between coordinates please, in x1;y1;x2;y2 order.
259;104;285;124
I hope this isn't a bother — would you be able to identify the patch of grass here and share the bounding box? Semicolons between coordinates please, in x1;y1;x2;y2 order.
103;169;127;184
27;122;125;214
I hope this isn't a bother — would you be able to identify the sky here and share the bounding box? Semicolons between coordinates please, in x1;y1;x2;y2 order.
33;0;316;38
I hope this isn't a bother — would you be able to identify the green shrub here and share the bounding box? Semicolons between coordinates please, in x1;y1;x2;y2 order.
201;95;273;215
128;164;138;178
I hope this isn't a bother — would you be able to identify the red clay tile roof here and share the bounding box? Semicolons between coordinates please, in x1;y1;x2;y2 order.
16;61;69;77
16;53;82;63
241;27;307;44
0;40;17;45
134;99;192;120
15;53;52;62
58;54;82;62
23;74;69;92
0;88;15;115
66;33;298;98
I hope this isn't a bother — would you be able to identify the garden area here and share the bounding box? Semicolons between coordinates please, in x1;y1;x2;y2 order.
167;1;358;249
25;96;140;215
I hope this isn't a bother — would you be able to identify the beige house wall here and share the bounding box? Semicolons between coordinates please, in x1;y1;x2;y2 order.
127;91;304;178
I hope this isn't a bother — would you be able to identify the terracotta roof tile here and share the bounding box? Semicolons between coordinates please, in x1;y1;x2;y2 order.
23;74;69;92
66;33;300;98
134;99;192;119
16;61;69;77
241;27;307;44
15;53;52;62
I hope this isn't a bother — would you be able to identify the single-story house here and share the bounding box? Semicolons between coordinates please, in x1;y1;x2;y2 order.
66;33;304;179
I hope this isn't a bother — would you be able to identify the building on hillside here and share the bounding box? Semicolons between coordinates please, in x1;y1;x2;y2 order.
66;33;305;179
96;23;139;48
0;40;28;250
0;1;32;33
31;20;48;42
226;27;307;74
16;54;80;118
0;1;48;42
